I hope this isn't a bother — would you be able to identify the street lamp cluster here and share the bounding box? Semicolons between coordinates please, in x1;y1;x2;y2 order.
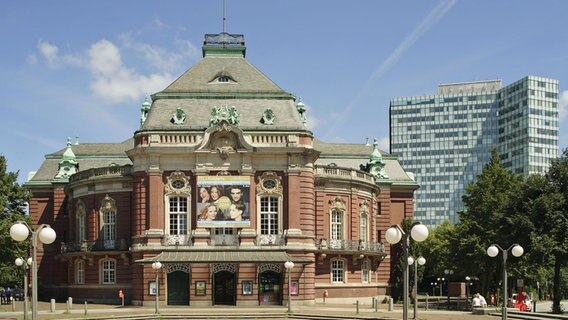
152;261;162;314
409;256;426;319
15;257;32;320
487;244;523;320
10;221;56;320
284;260;295;313
385;223;429;320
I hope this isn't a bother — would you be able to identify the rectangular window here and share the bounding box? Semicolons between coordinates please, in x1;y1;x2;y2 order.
360;213;368;243
169;196;188;235
101;260;116;284
331;210;343;240
103;211;116;241
331;259;345;283
75;260;85;284
260;196;279;235
361;260;369;284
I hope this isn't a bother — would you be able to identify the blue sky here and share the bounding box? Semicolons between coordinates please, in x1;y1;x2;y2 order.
2;0;568;183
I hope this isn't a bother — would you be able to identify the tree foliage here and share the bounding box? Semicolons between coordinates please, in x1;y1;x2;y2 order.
0;155;30;287
415;149;568;313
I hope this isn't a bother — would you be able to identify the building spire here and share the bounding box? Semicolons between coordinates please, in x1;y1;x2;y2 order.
223;0;227;33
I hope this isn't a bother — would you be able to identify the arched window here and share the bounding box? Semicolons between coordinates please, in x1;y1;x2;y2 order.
361;259;370;284
256;172;283;244
99;195;116;249
100;258;116;284
75;259;85;284
76;200;86;242
331;258;346;283
164;172;191;245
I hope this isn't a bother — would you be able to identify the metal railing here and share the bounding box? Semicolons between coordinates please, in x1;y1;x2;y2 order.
60;239;130;253
316;238;385;253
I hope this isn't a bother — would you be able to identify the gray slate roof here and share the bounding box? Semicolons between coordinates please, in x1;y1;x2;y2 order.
28;139;133;182
163;56;286;94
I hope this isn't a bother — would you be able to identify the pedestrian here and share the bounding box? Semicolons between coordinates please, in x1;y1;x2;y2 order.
5;287;12;302
472;293;481;308
478;293;487;307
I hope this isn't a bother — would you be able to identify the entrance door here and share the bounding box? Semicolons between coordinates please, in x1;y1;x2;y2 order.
258;271;282;305
167;270;189;305
214;270;236;305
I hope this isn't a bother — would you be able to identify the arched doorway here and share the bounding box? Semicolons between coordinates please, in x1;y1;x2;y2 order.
167;264;190;305
258;264;284;305
213;264;237;305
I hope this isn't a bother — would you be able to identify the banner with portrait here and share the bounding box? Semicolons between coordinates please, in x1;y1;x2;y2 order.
196;176;251;228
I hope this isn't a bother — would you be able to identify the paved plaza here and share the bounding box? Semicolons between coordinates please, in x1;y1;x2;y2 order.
0;300;499;320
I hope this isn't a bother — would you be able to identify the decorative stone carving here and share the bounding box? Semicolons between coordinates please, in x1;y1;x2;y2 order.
329;197;346;210
165;171;191;196
171;107;186;125
296;98;307;126
209;105;240;126
261;108;275;125
256;171;283;195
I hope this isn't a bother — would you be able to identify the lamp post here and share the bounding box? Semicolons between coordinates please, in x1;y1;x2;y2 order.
487;244;523;320
152;261;162;314
385;222;429;320
465;276;471;301
430;282;437;296
15;257;32;320
437;277;445;296
444;269;454;309
284;261;294;313
10;222;56;320
410;256;426;319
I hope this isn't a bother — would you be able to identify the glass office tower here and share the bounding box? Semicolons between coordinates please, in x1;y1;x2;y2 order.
390;76;559;227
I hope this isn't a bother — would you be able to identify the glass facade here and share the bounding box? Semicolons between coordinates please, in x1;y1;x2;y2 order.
389;76;559;227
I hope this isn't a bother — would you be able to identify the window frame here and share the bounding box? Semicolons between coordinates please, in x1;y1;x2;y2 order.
331;258;346;283
75;259;85;285
100;258;116;284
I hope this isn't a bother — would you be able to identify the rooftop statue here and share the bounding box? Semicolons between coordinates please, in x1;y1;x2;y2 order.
210;105;240;126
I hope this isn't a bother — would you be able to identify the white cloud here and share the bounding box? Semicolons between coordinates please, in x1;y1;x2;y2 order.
32;36;197;104
560;90;568;121
88;40;123;77
38;40;59;67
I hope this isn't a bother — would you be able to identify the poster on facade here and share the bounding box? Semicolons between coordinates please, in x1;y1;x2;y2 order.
196;176;251;228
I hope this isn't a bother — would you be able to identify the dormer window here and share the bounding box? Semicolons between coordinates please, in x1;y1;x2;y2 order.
209;73;236;84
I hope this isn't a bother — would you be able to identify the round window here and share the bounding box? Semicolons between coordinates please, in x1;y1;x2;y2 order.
263;179;276;189
172;180;185;189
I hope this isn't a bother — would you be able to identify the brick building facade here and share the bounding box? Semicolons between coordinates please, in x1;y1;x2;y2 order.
25;32;417;307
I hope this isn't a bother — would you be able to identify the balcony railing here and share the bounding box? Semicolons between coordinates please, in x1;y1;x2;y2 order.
314;165;375;183
61;239;130;253
316;238;385;254
256;234;286;246
162;234;192;246
210;234;239;246
70;165;132;183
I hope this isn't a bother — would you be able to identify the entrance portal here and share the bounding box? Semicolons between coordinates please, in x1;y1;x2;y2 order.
167;270;189;305
258;270;282;305
213;270;236;305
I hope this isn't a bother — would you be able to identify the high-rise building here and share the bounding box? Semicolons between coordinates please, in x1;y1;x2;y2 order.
390;76;559;227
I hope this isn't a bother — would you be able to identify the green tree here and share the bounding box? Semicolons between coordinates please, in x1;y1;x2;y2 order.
539;149;568;313
0;155;30;287
453;150;523;297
